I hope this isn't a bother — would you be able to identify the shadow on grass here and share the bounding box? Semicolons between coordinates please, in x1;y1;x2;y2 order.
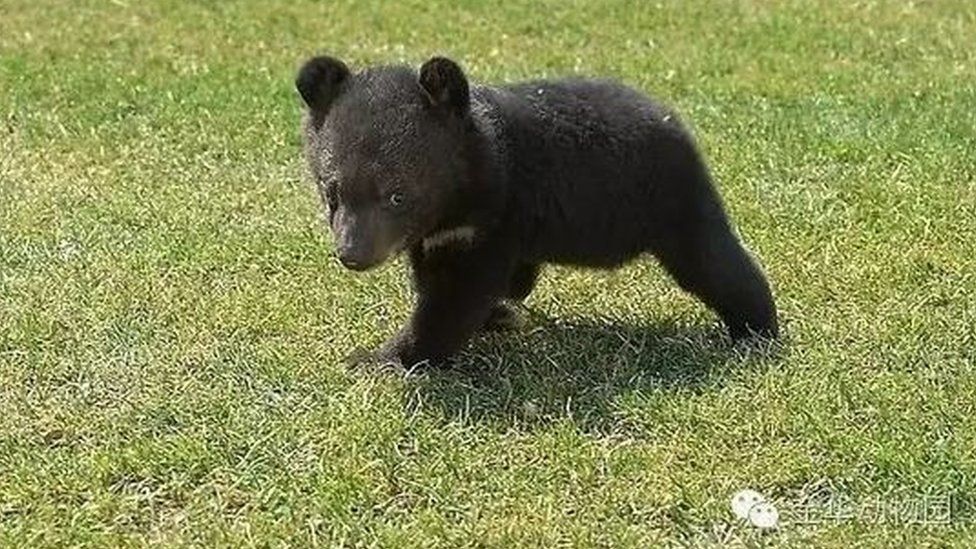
402;307;783;433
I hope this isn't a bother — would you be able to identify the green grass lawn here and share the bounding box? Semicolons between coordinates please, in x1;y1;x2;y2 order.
2;0;975;546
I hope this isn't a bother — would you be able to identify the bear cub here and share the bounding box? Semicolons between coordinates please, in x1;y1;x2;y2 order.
297;55;778;367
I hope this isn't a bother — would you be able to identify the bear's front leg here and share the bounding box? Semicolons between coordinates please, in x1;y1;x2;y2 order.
377;240;515;368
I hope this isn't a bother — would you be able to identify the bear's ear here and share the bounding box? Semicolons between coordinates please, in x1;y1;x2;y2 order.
419;56;470;114
296;55;351;111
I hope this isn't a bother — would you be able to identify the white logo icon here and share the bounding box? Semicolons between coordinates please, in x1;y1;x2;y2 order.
731;489;779;529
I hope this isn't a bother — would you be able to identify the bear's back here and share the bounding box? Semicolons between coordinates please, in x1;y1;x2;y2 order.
479;79;702;266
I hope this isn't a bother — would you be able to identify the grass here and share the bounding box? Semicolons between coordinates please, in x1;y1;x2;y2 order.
1;0;975;546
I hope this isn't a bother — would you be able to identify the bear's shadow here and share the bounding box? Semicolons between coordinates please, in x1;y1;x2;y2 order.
403;308;782;433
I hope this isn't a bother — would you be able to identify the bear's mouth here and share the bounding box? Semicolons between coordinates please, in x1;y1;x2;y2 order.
338;256;374;271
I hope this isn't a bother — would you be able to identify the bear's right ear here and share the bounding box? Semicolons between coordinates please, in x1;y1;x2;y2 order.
419;57;470;115
296;55;351;111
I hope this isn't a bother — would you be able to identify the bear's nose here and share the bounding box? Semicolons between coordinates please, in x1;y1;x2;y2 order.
335;249;370;271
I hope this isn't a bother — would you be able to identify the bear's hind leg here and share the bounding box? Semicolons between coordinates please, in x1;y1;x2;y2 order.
652;217;778;341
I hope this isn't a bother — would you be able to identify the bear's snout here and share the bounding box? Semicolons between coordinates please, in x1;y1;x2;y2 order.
331;207;404;272
334;245;377;272
336;254;369;271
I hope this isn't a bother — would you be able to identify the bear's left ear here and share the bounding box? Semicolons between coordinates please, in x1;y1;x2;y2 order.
296;55;351;112
419;56;470;114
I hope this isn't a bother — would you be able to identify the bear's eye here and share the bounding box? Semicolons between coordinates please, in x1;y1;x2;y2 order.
388;191;405;208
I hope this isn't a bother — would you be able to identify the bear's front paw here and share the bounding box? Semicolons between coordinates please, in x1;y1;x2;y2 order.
372;339;429;370
376;337;445;370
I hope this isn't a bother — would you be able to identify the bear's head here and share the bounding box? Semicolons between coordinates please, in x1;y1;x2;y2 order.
297;55;473;271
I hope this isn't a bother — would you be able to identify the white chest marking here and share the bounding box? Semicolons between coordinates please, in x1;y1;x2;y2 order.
422;226;478;252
